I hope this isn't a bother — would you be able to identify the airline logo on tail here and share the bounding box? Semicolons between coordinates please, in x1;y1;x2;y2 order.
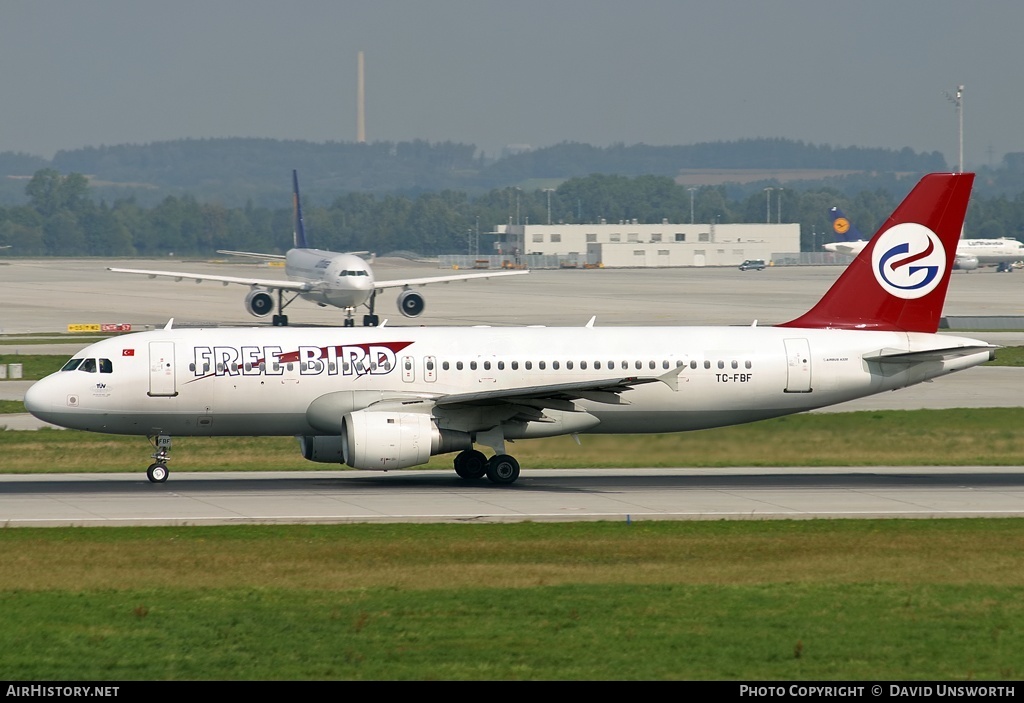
871;223;945;299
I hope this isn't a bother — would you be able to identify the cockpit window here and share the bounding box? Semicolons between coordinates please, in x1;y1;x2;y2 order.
79;358;97;373
61;358;83;371
338;270;369;277
99;358;113;373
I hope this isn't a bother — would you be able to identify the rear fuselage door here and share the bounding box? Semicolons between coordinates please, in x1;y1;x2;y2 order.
148;341;178;397
783;338;812;393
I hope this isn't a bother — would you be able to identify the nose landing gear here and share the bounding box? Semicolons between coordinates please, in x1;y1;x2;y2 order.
146;435;172;483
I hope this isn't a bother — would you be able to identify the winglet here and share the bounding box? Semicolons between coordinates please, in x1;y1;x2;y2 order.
585;316;596;328
163;318;174;330
292;169;309;249
780;173;975;333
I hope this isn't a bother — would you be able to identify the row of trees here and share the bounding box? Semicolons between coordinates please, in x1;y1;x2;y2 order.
0;137;961;209
2;169;1022;257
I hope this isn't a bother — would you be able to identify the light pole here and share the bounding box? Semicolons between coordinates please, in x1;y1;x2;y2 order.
945;84;964;173
764;188;774;224
688;187;697;224
777;187;783;223
543;188;554;225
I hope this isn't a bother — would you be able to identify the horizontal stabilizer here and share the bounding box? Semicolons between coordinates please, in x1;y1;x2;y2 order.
862;345;997;364
216;250;286;261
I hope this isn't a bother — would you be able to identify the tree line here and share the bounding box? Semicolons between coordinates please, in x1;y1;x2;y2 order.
1;169;1022;257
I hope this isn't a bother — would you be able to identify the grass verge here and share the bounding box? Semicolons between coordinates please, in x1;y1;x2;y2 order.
0;520;1021;680
2;408;1022;472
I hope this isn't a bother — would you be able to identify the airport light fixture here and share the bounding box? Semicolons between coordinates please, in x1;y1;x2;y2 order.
764;187;774;224
945;84;964;173
777;187;783;223
688;187;697;224
543;188;555;225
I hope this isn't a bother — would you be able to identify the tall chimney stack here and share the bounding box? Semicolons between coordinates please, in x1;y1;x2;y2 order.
357;51;366;143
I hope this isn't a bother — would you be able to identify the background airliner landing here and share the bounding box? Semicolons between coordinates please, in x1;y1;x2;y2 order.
110;170;529;326
823;205;1024;272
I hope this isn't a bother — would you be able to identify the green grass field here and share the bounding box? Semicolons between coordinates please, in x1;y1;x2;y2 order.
2;407;1023;473
0;521;1022;680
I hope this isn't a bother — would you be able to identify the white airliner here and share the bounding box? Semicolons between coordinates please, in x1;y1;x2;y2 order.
27;173;996;485
824;205;1024;271
109;170;529;326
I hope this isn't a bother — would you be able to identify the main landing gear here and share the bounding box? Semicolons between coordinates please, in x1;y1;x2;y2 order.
453;449;521;485
146;434;172;483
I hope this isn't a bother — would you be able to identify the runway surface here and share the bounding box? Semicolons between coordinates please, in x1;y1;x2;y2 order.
1;257;1021;526
3;467;1024;527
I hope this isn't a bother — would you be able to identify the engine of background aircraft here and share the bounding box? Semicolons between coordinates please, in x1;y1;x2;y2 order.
953;255;980;270
396;290;425;317
245;288;274;317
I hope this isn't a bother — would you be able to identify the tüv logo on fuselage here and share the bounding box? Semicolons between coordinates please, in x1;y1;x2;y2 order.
871;223;946;299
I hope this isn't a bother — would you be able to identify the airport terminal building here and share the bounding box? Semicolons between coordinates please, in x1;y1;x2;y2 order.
456;221;800;268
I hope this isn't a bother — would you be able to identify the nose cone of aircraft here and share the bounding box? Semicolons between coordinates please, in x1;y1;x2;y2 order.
24;375;64;424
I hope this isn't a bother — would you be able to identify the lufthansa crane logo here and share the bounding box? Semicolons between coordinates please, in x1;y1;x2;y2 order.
871;223;945;299
833;217;850;235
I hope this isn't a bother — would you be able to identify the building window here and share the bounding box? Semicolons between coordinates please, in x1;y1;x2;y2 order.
586;233;597;243
627;233;639;242
651;233;662;242
699;233;710;242
609;234;621;242
675;233;686;242
532;233;543;243
550;234;561;243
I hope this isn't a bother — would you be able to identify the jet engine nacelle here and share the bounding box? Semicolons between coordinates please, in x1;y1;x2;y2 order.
338;409;470;470
396;289;426;317
297;435;345;463
953;255;980;271
244;288;274;317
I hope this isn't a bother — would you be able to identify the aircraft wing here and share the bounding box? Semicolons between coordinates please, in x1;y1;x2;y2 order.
432;373;676;410
107;267;313;292
373;269;529;291
216;250;286;261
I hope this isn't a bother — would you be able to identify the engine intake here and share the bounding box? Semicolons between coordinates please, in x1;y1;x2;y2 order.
397;289;425;317
245;288;274;317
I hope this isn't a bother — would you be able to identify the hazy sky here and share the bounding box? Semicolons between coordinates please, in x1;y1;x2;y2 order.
2;1;1021;168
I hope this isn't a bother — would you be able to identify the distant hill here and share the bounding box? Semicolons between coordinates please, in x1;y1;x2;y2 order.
0;137;952;207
